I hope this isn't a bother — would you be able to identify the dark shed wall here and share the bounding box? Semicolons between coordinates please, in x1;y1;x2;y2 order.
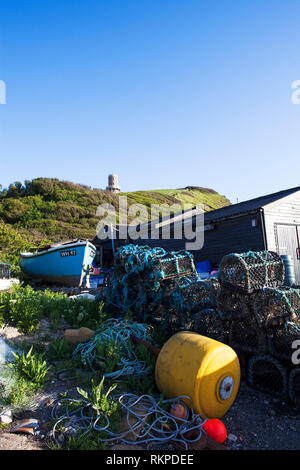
134;212;266;266
193;212;266;264
134;231;186;252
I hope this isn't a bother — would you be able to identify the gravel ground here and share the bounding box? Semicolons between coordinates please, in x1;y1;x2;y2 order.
222;380;300;450
1;322;300;451
0;376;299;451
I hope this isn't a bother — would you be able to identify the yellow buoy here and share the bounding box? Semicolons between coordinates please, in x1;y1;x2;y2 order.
155;331;240;419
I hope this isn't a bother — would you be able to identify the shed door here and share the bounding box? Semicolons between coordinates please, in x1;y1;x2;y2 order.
275;224;300;284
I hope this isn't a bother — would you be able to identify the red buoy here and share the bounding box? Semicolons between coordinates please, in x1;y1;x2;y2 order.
202;418;227;444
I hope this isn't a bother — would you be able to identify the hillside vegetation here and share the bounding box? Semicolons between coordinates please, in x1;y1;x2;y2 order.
0;178;231;274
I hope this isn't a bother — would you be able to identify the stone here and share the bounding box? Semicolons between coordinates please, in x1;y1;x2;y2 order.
12;427;35;435
41;421;52;430
44;398;54;407
11;418;39;434
0;336;16;364
118;414;139;442
0;409;13;425
64;327;95;345
62;421;80;436
118;406;150;442
227;433;238;443
231;443;242;450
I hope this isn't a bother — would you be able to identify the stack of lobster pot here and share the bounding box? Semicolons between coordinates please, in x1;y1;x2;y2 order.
166;274;222;338
102;244;197;329
217;250;284;353
253;285;300;402
215;250;300;403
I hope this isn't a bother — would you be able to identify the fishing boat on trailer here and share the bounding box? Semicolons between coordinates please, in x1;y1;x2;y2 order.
19;239;97;286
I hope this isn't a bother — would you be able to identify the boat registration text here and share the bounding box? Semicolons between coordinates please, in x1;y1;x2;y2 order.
60;250;77;257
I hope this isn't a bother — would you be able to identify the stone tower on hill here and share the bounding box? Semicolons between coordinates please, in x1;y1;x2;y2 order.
106;174;121;193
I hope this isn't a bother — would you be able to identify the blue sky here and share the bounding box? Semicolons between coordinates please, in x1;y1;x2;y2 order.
0;0;300;203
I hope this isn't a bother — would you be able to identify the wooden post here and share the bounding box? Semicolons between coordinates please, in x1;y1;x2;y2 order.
130;334;161;356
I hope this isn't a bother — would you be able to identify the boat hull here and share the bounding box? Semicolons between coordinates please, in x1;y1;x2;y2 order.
19;241;96;286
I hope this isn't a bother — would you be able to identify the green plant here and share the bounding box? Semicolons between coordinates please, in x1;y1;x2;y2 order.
0;284;43;333
48;431;108;451
152;325;168;348
134;343;157;371
98;301;107;324
94;339;122;374
48;377;121;450
4;287;41;333
124;373;155;396
0;305;4;327
31;342;47;355
0;221;51;276
0;423;10;430
124;309;133;321
12;346;50;386
120;342;157;396
47;338;74;361
42;333;52;342
77;376;118;416
0;285;104;334
0;363;36;412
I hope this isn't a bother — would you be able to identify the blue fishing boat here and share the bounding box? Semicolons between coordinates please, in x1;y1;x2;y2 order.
19;239;97;286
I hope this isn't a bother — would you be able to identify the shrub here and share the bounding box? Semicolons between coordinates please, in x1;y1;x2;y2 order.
0;363;36;413
0;285;107;333
0;222;51;276
47;338;74;361
12;346;50;386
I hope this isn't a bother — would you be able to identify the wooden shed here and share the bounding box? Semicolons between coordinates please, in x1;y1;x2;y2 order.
132;186;300;284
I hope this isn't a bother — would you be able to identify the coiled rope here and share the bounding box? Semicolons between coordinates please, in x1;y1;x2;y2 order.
72;318;154;378
50;393;207;450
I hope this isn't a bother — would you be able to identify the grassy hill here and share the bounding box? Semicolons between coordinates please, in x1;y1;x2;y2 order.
0;178;231;274
122;187;230;212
